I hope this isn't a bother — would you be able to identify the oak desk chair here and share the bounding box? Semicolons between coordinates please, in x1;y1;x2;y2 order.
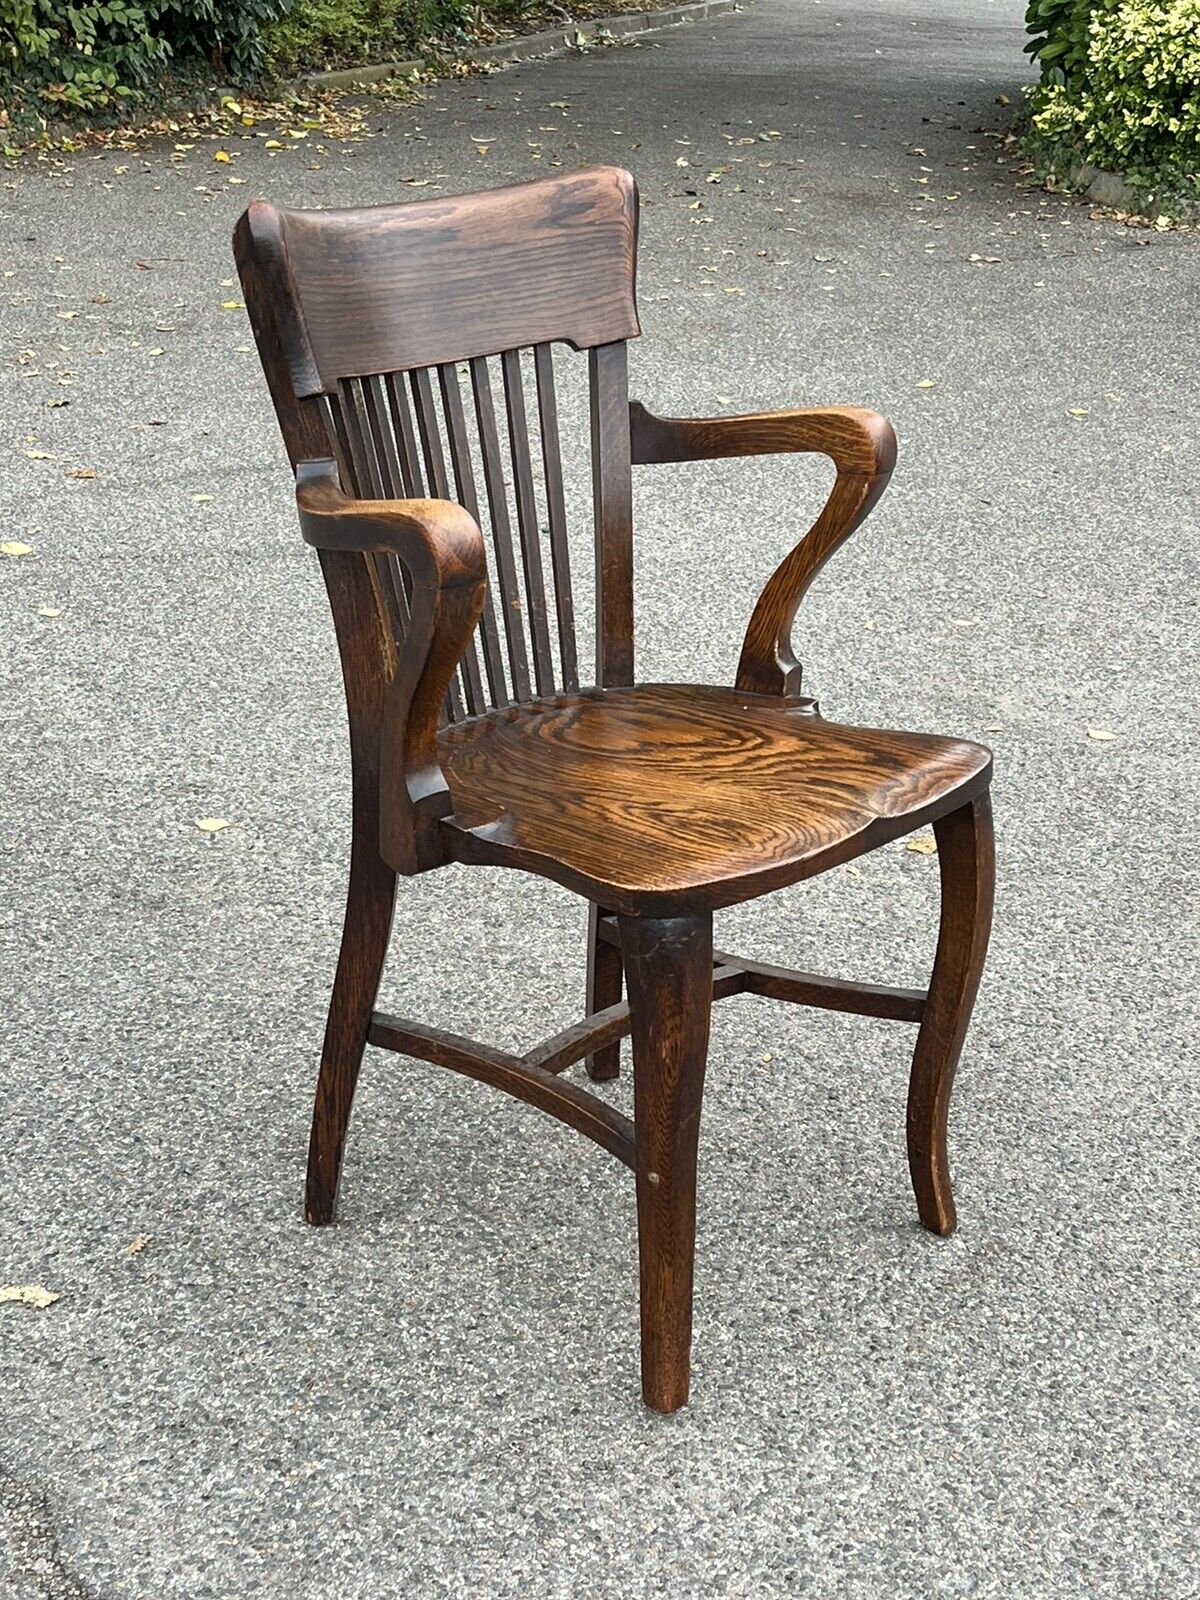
234;166;993;1413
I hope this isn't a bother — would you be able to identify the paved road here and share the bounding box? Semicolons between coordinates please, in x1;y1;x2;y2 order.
2;0;1197;1594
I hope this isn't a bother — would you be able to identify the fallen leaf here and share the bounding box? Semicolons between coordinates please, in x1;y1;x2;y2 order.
66;468;96;480
1068;407;1090;418
1;541;34;557
36;605;63;617
220;300;245;311
195;817;231;833
24;449;53;460
915;379;936;390
0;1285;60;1309
213;150;232;163
125;1236;150;1256
191;493;214;503
1086;727;1116;742
950;617;977;628
905;836;938;855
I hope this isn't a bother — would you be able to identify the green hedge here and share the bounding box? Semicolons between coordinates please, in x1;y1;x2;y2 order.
0;0;536;116
260;0;531;78
1;1;287;112
1023;0;1200;208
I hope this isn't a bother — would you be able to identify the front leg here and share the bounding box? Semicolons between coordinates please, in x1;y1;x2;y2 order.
620;912;714;1413
907;793;995;1235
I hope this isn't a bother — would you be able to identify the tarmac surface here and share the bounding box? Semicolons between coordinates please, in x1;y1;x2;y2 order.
2;0;1197;1594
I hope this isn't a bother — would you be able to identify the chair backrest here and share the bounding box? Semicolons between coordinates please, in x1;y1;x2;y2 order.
234;168;641;717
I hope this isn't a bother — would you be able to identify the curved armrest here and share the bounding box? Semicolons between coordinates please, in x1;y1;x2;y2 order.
296;459;487;874
629;402;896;697
296;457;485;589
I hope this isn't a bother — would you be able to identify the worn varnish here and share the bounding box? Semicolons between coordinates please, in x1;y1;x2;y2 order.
235;165;996;1414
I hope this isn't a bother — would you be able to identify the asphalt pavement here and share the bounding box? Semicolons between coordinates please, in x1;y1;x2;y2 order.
1;0;1197;1594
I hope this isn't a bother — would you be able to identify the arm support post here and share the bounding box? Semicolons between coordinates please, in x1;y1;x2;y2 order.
629;402;896;697
296;458;487;873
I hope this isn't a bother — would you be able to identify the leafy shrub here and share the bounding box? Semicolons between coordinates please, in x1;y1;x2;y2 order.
260;0;531;76
1023;0;1200;201
1024;0;1096;84
1;0;288;113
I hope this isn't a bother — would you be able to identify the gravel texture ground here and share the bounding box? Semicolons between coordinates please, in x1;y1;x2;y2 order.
1;0;1197;1595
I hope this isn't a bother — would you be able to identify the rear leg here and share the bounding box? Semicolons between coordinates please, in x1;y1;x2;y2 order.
585;902;622;1082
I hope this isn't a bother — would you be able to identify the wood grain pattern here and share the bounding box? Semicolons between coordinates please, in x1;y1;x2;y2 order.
295;460;486;872
235;169;996;1412
439;686;991;915
907;793;995;1234
253;168;639;396
620;913;714;1413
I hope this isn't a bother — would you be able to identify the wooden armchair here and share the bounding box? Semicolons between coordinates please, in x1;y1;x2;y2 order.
234;167;993;1413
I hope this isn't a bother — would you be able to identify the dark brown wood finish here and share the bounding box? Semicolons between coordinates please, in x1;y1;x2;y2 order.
621;913;714;1413
533;343;580;692
590;342;635;687
438;685;990;916
234;166;995;1414
907;793;995;1234
585;901;623;1081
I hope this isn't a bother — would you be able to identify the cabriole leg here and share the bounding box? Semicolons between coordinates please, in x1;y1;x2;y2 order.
619;911;714;1413
906;792;995;1236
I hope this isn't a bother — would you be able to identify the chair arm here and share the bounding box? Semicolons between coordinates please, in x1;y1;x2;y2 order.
296;457;485;590
296;459;487;874
628;403;896;697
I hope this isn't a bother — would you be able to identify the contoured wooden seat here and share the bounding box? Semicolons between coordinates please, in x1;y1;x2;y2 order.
235;166;994;1414
439;685;989;913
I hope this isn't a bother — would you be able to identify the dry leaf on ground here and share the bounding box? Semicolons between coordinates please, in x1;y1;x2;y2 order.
1;1285;61;1309
905;836;938;855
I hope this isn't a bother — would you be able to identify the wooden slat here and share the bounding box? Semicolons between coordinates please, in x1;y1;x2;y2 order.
501;349;554;695
368;1011;635;1168
362;376;413;635
341;380;417;662
588;341;634;687
533;343;579;692
384;373;424;496
398;367;484;718
410;367;451;497
470;356;532;702
351;377;460;721
339;378;382;496
438;362;508;711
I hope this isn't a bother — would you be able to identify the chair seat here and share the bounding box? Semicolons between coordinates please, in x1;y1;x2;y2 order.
437;684;991;914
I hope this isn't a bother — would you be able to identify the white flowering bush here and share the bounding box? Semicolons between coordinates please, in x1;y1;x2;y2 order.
1026;0;1200;200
